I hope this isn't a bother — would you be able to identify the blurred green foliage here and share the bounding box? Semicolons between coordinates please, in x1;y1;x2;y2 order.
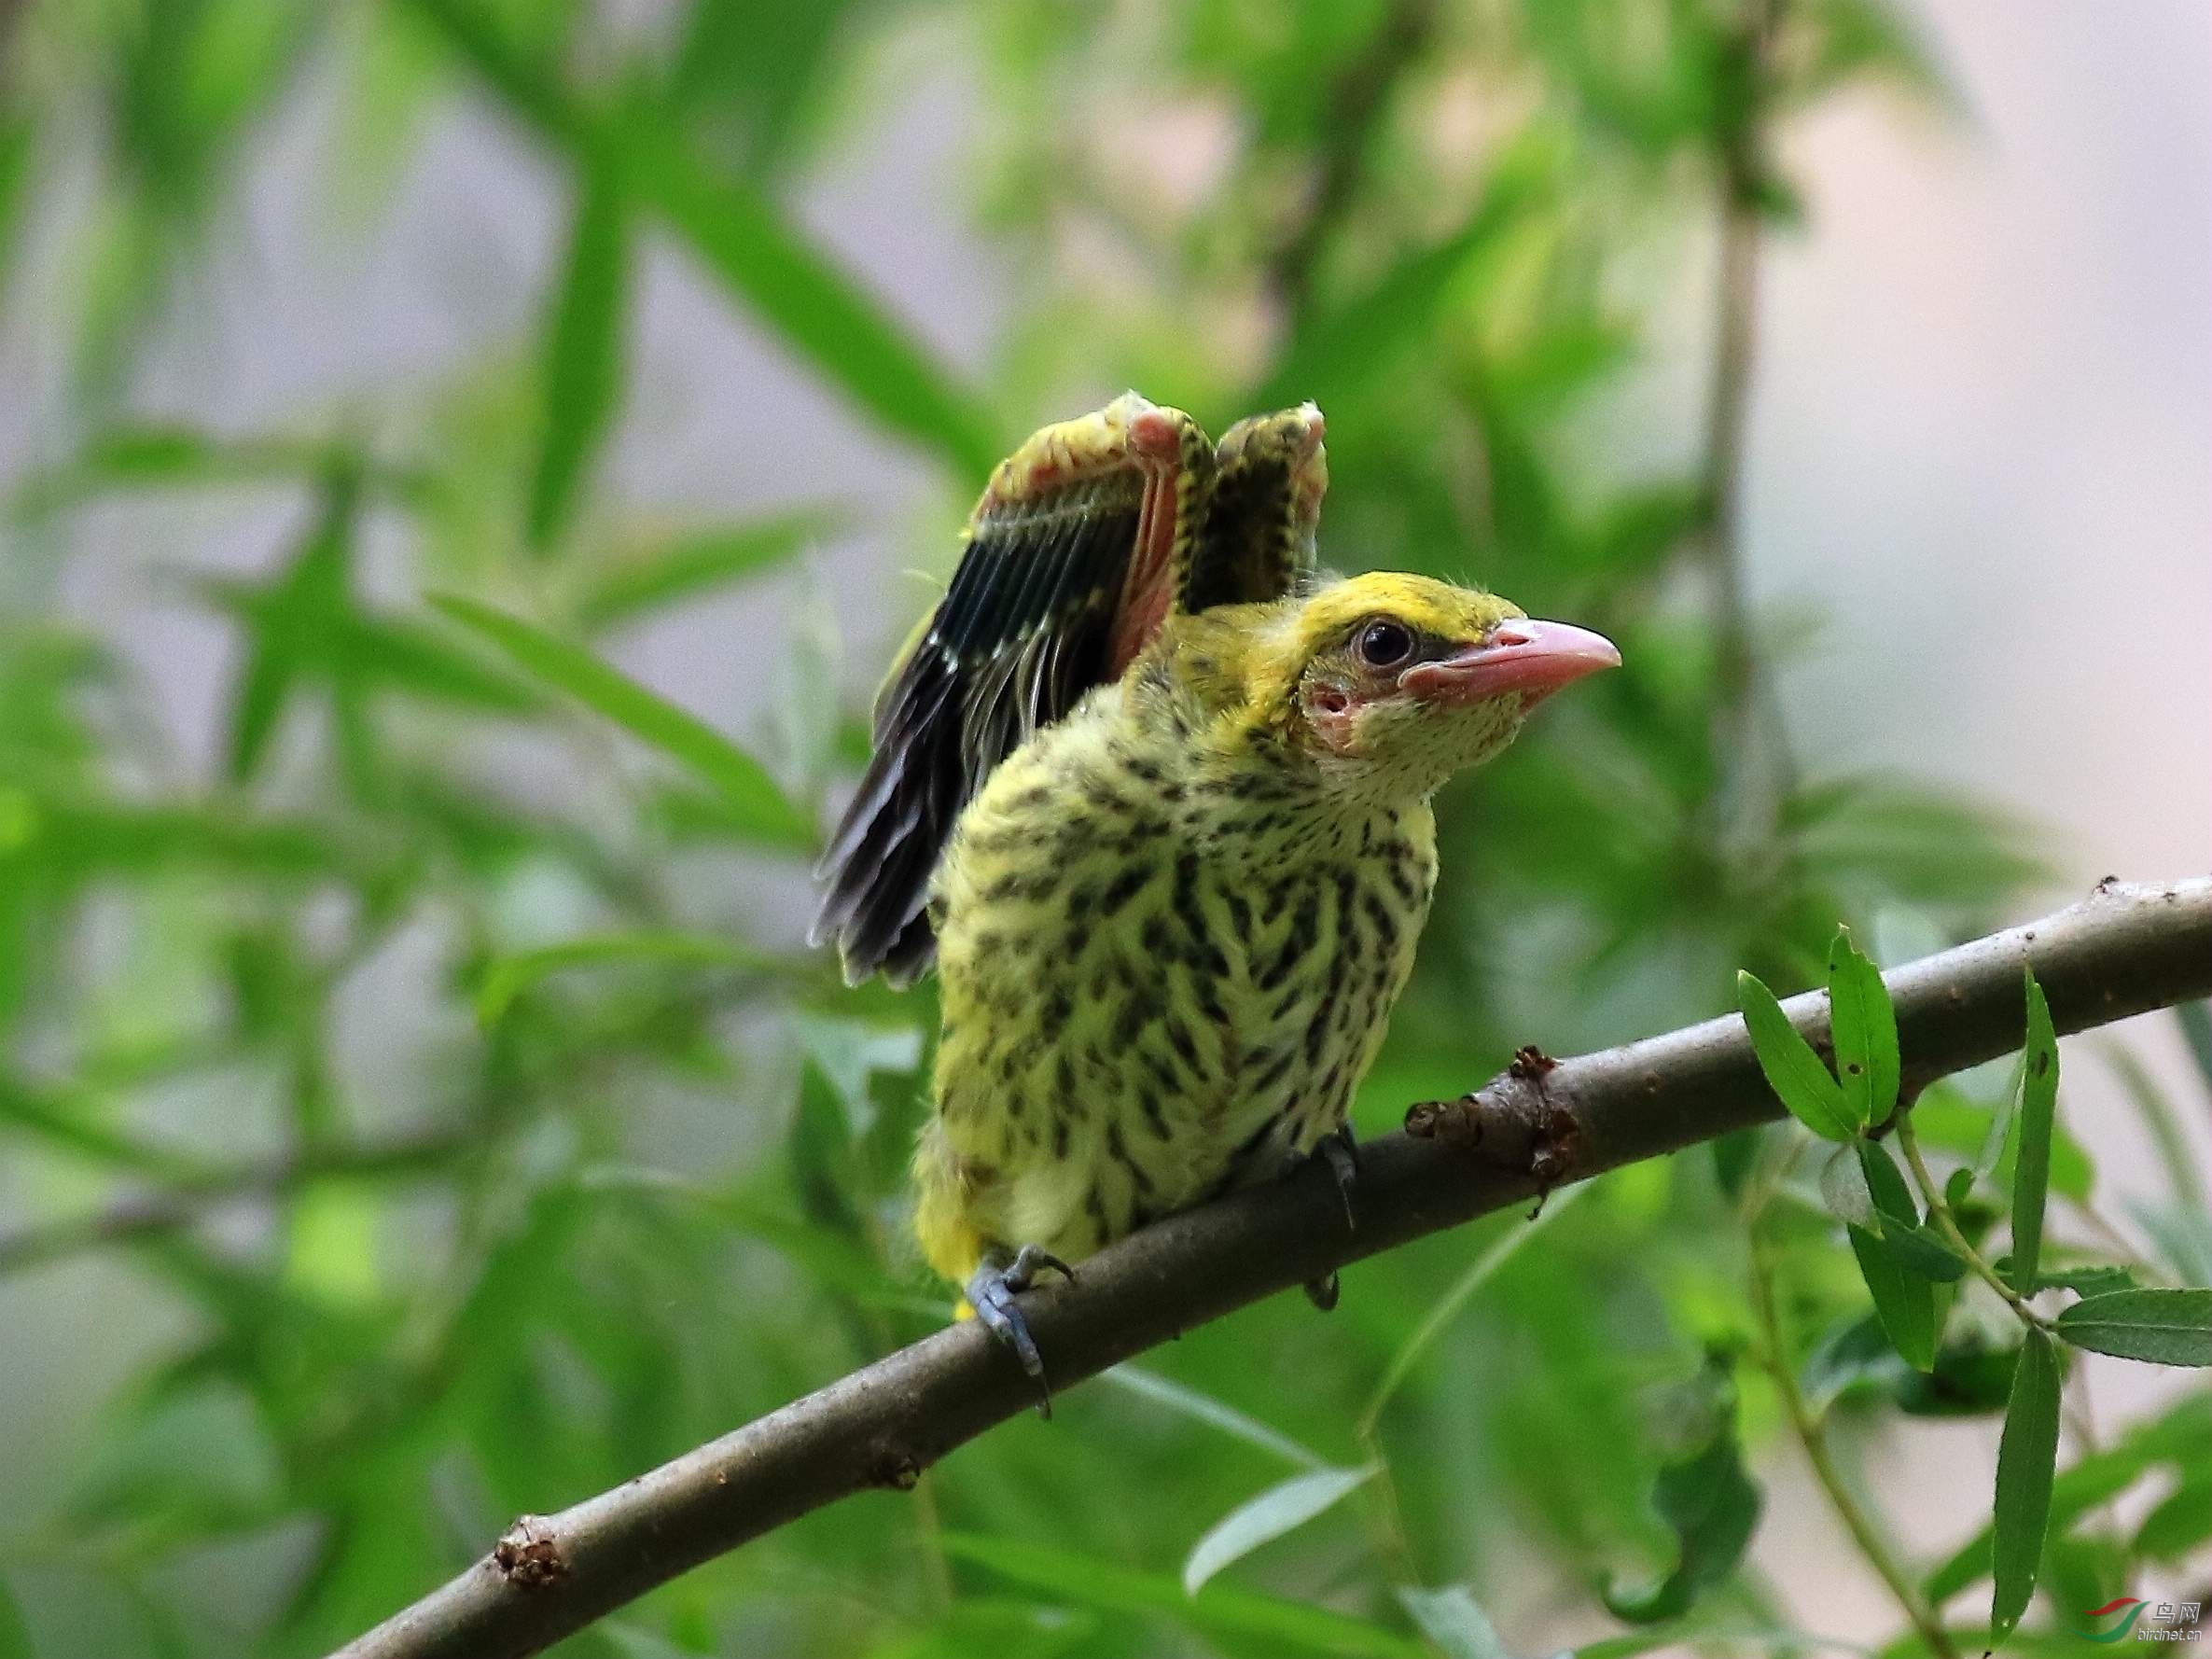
0;2;2205;1657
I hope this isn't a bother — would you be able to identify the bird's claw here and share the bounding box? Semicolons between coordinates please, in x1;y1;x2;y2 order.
1314;1124;1359;1229
1294;1124;1358;1311
967;1245;1075;1415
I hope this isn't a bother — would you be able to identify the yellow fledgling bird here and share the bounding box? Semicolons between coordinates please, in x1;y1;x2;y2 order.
813;394;1619;1385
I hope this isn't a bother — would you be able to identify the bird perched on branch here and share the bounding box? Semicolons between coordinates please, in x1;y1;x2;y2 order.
813;394;1619;1392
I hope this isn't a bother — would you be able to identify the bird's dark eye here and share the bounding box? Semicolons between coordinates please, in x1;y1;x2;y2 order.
1355;619;1415;671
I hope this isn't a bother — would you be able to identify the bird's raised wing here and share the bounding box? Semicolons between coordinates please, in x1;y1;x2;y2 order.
813;393;1215;985
1182;402;1328;613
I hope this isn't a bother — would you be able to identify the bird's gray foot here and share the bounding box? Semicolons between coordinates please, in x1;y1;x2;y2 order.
967;1244;1075;1414
1295;1124;1359;1311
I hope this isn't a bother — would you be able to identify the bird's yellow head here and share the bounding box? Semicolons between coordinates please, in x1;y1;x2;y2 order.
1220;571;1621;802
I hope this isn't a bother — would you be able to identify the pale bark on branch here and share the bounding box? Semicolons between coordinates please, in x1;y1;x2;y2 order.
334;877;2212;1659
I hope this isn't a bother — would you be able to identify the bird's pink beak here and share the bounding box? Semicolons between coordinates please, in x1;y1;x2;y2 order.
1399;619;1621;707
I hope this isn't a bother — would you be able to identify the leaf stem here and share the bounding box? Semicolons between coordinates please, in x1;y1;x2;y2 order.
1748;1222;1962;1659
1894;1119;2053;1333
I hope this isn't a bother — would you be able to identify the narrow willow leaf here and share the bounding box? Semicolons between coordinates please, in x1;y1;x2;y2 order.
1802;1314;1907;1412
1183;1465;1377;1596
476;931;768;1025
943;1533;1426;1659
1991;1328;2061;1638
2127;1198;2212;1291
1359;1182;1589;1431
1856;1142;1968;1280
1396;1586;1509;1659
2055;1289;2212;1367
1736;970;1855;1141
2180;1001;2212;1095
576;509;837;632
1920;1398;2212;1601
1890;1337;2024;1418
2010;969;2059;1297
1990;1259;2139;1299
1711;1126;1764;1199
1856;1138;1917;1234
1252;130;1552;411
1848;1145;1941;1365
1103;1367;1328;1472
528;147;630;551
1818;1143;1876;1230
1972;1055;2024;1184
2135;1468;2212;1560
432;595;814;849
1927;1392;2212;1600
1849;1221;1938;1372
1826;927;1898;1125
402;0;998;480
2102;1041;2212;1223
630;125;1000;479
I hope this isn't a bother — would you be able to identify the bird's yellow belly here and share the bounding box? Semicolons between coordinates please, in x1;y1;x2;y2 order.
913;722;1435;1286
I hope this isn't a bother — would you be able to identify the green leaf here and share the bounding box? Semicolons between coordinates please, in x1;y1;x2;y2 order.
7;425;388;520
1601;1372;1761;1624
2179;1000;2212;1095
1182;1464;1377;1596
1990;1259;2139;1299
475;930;770;1025
1990;1328;2061;1639
402;0;997;479
1849;1220;1938;1372
1736;970;1855;1140
576;509;836;632
2054;1289;2212;1368
1249;127;1556;411
431;594;814;849
1927;1394;2212;1600
1802;1314;1907;1412
943;1535;1426;1659
1358;1182;1589;1431
1710;1126;1764;1199
1826;927;1899;1124
1891;1338;2024;1419
2102;1040;2212;1234
528;146;630;551
2135;1468;2212;1561
2010;969;2059;1297
1395;1586;1509;1659
1101;1366;1328;1471
1856;1142;1969;1281
628;125;1000;480
1848;1145;1947;1367
1817;1142;1875;1230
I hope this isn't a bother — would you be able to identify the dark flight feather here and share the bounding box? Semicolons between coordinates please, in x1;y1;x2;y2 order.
813;394;1329;985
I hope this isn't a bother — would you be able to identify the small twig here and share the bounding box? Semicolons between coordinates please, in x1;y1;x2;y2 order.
327;879;2212;1659
1748;1223;1961;1659
0;1131;470;1276
1262;0;1440;324
1893;1119;2052;1332
1694;0;1802;836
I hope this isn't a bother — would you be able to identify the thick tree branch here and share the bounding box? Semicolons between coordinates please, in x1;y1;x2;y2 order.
333;877;2212;1659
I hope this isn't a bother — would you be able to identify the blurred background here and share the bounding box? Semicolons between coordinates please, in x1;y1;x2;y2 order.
0;1;2206;1655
